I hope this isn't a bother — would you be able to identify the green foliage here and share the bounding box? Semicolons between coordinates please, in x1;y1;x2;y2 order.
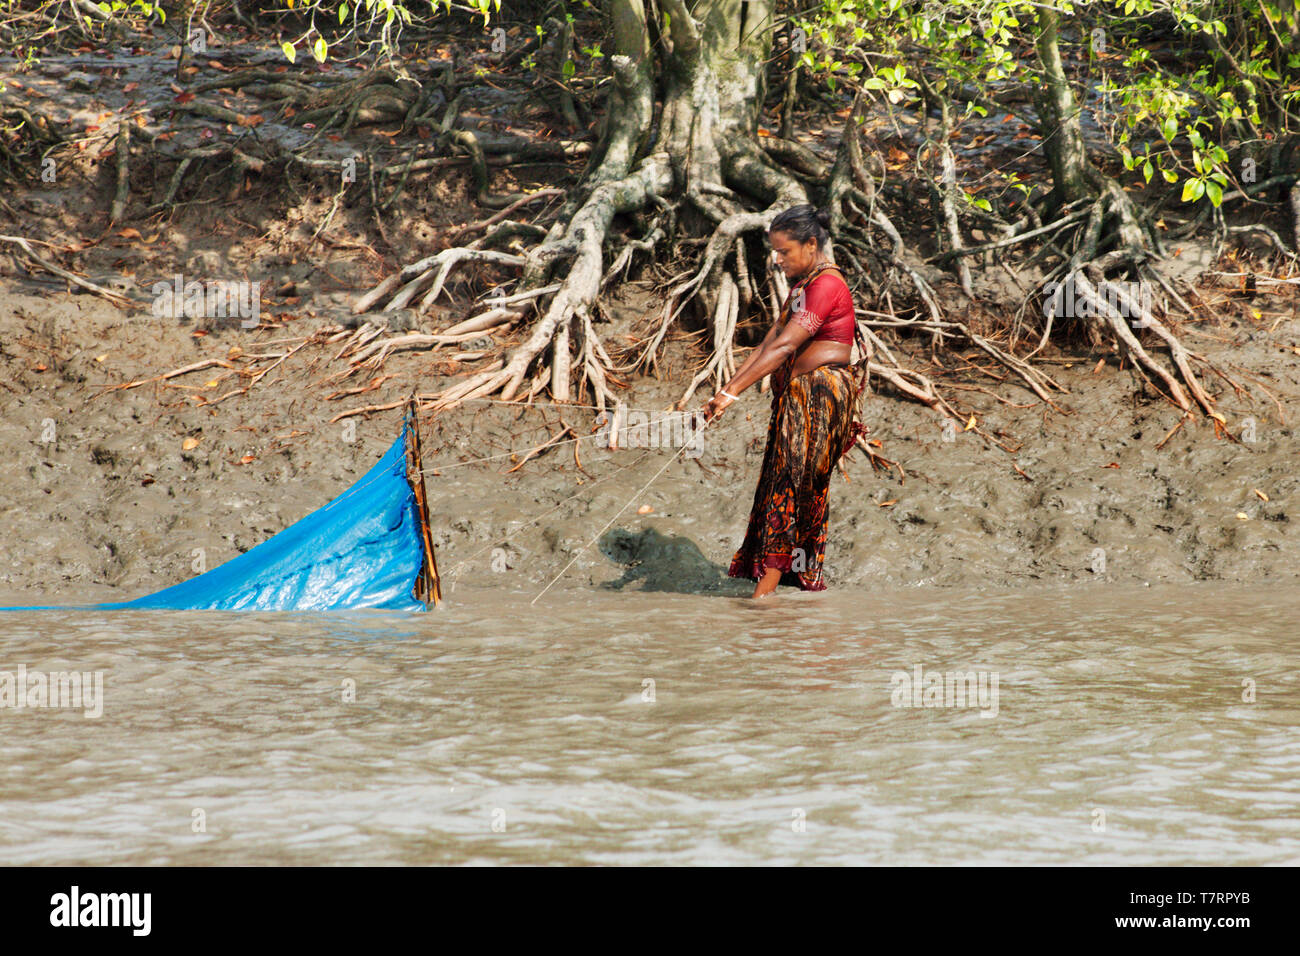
1096;0;1295;207
96;0;164;24
792;0;1295;212
267;0;461;66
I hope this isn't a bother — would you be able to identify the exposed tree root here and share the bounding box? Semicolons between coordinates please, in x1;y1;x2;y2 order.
346;70;1082;442
1018;183;1226;418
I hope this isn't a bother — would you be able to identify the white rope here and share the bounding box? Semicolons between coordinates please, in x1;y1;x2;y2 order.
446;409;764;583
418;410;711;475
530;414;728;605
444;447;656;581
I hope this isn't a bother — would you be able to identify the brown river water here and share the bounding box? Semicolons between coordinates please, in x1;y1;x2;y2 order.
0;582;1296;865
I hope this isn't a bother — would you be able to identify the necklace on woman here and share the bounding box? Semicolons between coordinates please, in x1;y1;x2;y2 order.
804;257;833;278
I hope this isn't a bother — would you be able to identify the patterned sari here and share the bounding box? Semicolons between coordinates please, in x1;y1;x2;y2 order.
727;265;867;591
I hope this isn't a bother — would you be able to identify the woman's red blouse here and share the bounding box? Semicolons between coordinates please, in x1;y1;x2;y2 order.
789;271;855;344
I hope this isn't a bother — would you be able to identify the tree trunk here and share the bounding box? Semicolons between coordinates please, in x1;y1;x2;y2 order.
359;1;826;409
1027;8;1154;261
1032;6;1092;211
588;0;654;186
653;0;807;317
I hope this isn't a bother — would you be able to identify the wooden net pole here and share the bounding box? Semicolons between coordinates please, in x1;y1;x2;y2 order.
404;397;443;608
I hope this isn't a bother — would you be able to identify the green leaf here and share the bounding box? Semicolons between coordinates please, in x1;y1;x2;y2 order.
1143;160;1153;182
1205;180;1222;206
281;41;296;64
1180;179;1198;202
1161;116;1177;141
339;3;348;23
1161;167;1178;183
972;198;991;211
313;36;328;63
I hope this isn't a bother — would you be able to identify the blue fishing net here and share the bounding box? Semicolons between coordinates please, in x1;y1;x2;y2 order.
1;424;429;612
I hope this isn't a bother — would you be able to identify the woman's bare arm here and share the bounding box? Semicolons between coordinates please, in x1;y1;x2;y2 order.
727;318;784;386
726;321;812;395
703;322;812;420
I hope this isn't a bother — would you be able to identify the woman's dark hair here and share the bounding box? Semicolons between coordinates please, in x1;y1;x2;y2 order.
769;204;831;249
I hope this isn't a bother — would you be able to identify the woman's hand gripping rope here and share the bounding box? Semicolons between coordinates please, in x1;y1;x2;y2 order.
702;388;739;423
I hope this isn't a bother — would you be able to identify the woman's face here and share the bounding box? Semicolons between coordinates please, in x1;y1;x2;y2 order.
768;230;821;280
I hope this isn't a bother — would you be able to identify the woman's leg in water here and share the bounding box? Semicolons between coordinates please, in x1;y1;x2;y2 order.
752;567;783;599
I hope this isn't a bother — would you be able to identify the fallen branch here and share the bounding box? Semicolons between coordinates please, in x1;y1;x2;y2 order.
0;236;132;307
928;207;1091;264
505;425;579;473
91;358;237;398
109;123;130;223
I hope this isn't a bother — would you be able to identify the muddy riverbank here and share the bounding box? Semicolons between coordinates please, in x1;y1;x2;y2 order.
1;272;1296;605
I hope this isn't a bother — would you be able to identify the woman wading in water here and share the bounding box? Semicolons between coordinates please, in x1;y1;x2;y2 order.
701;205;869;598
